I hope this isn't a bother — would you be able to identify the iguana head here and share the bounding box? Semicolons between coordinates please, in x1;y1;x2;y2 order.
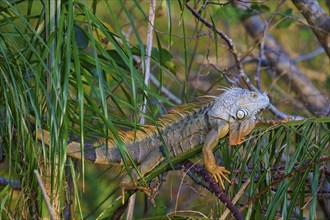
209;88;270;145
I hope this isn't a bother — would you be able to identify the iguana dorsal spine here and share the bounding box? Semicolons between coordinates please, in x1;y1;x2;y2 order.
36;88;269;190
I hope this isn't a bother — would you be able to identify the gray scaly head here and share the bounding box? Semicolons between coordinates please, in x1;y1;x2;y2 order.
209;88;270;145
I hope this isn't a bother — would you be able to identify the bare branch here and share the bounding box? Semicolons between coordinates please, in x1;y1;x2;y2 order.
127;1;157;219
34;170;56;220
150;74;182;104
255;40;264;90
185;1;304;119
185;1;244;83
292;0;330;57
176;160;244;220
240;14;330;116
220;179;250;220
239;156;330;212
210;62;302;119
292;47;325;63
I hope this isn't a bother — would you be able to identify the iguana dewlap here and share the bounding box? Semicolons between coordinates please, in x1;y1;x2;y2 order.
36;88;269;192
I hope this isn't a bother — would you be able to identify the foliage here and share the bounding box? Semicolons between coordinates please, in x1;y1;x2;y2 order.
0;0;329;219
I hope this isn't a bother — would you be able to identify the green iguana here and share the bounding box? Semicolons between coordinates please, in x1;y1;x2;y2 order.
35;88;269;198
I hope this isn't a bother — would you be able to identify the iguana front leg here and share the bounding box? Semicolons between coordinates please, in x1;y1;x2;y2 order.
203;122;231;189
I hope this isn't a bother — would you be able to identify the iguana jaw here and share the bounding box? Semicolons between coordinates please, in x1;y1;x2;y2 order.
250;104;268;122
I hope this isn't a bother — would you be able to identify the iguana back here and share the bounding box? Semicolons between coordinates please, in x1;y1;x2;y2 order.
36;88;269;190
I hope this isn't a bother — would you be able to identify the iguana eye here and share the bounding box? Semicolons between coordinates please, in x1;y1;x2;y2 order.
250;93;258;98
236;109;248;119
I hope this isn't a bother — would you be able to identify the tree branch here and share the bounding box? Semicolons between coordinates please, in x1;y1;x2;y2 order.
185;1;244;83
127;1;157;219
292;0;330;57
239;156;330;212
34;170;56;220
239;11;330;116
186;1;301;119
176;160;244;220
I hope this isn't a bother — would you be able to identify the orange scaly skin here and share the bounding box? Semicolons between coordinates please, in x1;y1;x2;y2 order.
36;88;270;199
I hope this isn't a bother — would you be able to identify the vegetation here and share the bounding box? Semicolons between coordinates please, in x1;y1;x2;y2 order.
0;0;329;219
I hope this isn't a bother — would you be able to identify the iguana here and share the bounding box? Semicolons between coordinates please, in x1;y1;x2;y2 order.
35;88;269;198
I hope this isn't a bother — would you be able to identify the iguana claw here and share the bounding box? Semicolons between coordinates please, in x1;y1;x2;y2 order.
205;165;231;189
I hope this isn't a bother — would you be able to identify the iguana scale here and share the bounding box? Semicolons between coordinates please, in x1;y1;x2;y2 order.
36;88;269;195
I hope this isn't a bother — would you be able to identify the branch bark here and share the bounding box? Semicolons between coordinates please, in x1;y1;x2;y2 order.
241;15;330;116
185;2;245;83
292;0;330;57
186;1;307;119
176;160;244;220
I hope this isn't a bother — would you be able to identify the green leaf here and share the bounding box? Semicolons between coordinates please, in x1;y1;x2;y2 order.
250;4;270;13
277;19;294;29
131;45;176;73
241;4;269;20
74;25;89;49
240;10;258;20
0;185;10;210
283;8;293;16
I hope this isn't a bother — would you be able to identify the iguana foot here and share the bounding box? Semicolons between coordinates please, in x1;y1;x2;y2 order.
120;184;152;205
205;164;231;189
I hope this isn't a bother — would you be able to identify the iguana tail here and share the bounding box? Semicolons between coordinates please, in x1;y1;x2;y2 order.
35;129;123;165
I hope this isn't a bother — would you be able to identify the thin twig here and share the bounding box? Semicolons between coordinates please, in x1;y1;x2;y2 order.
240;9;330;116
167;210;208;218
177;160;244;220
34;170;56;220
127;1;156;219
155;30;209;39
149;74;182;104
268;104;304;120
211;61;302;119
220;179;250;220
209;63;237;84
292;47;325;63
255;40;264;90
239;157;330;212
248;0;284;91
185;1;244;83
292;0;330;57
1;206;14;220
175;160;195;214
251;0;282;91
143;0;155;92
185;1;300;120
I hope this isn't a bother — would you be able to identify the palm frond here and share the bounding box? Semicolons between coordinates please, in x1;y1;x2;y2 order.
1;0;329;219
99;118;330;219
